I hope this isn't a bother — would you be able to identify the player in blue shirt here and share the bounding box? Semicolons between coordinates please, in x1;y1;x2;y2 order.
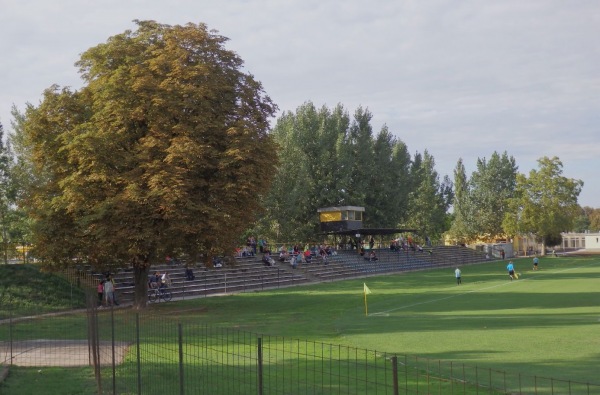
507;261;515;281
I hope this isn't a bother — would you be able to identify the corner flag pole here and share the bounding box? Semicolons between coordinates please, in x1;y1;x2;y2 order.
363;283;371;316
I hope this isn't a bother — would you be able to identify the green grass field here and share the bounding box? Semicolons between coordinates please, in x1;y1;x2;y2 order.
1;255;599;394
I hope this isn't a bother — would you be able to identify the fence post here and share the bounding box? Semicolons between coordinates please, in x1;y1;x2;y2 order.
136;313;141;395
111;305;116;395
439;360;442;394
391;356;399;395
257;337;263;395
9;305;13;366
178;323;184;395
450;361;454;395
405;354;408;394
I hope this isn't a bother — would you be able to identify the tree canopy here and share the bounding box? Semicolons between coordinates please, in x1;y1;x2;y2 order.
256;102;449;243
16;21;277;307
503;156;583;254
447;152;517;244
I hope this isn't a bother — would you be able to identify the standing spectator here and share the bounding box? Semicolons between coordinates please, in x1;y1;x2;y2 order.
97;280;105;306
369;237;375;250
103;276;115;306
455;268;462;285
161;271;172;288
107;274;119;305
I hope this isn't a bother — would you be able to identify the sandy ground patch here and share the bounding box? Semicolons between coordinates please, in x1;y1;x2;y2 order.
0;339;129;367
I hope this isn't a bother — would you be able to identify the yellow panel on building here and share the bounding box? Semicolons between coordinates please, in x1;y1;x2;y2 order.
320;211;342;222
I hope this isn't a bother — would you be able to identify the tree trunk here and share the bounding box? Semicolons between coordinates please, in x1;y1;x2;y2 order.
133;263;150;309
541;240;546;256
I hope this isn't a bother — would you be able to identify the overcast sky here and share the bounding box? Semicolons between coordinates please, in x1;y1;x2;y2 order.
1;0;599;207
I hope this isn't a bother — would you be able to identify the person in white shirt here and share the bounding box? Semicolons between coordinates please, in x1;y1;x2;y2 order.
455;268;462;285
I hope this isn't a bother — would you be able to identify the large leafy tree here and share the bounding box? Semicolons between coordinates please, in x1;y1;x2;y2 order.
469;152;517;241
588;207;600;232
503;156;583;255
17;21;277;307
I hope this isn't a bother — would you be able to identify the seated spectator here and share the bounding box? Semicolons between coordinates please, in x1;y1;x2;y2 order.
185;266;195;281
262;252;275;266
290;254;298;269
417;245;424;253
303;249;312;263
319;247;329;265
369;251;378;262
325;245;332;255
359;247;365;256
293;244;300;255
212;256;223;268
279;250;289;262
149;271;161;289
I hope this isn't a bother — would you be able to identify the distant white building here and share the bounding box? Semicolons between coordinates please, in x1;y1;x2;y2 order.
560;232;600;250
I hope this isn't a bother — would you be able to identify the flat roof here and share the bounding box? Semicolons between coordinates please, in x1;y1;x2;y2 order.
317;206;365;213
323;228;418;236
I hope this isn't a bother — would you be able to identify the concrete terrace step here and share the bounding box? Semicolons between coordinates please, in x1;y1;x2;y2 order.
82;246;493;302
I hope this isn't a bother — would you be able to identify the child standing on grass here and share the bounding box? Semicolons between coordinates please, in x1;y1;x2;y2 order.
97;280;104;306
454;268;461;285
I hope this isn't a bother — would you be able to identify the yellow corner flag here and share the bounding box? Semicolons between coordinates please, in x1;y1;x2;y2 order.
363;283;371;316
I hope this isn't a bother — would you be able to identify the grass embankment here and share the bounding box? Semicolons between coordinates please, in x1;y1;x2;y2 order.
1;256;599;394
0;264;86;320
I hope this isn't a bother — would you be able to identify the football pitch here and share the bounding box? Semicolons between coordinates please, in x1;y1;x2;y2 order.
2;255;599;394
188;255;600;387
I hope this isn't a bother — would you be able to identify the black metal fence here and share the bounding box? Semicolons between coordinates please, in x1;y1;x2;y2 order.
0;304;600;395
2;302;598;394
90;308;600;395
